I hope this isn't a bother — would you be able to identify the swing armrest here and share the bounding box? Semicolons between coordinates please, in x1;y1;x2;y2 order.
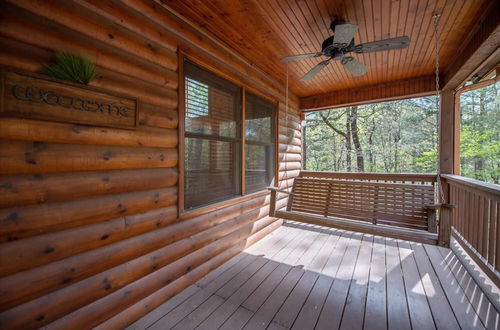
424;203;457;210
268;187;293;217
268;187;294;195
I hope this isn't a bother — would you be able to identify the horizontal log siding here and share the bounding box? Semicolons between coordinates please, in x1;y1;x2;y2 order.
0;0;301;329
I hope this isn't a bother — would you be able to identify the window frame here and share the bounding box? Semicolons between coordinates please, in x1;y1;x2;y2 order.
178;52;278;215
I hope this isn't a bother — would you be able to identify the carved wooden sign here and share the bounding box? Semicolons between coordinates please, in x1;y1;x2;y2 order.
0;70;137;129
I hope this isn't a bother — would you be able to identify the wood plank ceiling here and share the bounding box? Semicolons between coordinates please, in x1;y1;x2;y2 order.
162;0;491;97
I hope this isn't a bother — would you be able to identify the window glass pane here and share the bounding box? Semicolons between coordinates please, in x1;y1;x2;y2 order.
184;61;241;209
185;138;240;207
185;63;240;138
245;93;273;143
246;144;273;193
245;92;275;193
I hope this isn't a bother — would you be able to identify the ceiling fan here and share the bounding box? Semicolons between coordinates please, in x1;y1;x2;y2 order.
281;20;410;81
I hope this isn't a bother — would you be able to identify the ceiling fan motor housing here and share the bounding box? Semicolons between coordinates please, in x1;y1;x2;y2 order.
330;19;346;31
322;36;353;59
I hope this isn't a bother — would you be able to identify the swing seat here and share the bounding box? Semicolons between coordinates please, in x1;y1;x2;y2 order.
269;175;441;244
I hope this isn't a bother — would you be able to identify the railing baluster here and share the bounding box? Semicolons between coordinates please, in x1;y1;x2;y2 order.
466;190;472;245
473;193;480;250
488;200;495;267
495;201;499;272
461;187;466;238
478;195;484;255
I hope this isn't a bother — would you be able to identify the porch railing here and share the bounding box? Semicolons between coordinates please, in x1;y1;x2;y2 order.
441;174;500;286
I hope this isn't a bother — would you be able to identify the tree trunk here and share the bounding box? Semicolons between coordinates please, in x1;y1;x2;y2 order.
393;119;401;172
345;108;352;171
368;117;375;171
350;106;364;172
320;111;351;171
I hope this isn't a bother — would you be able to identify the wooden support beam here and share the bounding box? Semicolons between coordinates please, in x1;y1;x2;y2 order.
438;89;459;247
439;89;459;175
299;75;436;111
442;1;500;90
437;179;451;248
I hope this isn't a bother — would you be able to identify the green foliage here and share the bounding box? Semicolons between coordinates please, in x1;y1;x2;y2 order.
304;96;439;174
304;82;500;184
42;52;97;85
459;82;500;183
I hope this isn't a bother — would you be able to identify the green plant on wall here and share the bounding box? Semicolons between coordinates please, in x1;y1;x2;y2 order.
42;52;97;85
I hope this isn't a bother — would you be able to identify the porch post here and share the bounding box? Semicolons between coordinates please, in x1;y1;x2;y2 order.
438;89;458;247
439;89;459;174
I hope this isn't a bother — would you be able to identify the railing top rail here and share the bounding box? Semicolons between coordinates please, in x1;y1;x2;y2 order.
441;174;500;198
299;171;438;182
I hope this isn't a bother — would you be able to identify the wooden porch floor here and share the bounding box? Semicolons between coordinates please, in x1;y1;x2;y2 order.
129;222;499;330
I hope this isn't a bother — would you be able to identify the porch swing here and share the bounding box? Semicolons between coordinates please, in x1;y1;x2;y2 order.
268;15;446;244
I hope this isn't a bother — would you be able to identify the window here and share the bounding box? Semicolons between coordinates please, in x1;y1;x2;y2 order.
183;60;276;209
184;61;242;208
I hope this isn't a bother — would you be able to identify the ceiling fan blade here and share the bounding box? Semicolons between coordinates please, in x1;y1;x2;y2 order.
354;36;410;53
341;56;368;77
280;52;323;63
300;59;330;81
333;23;358;46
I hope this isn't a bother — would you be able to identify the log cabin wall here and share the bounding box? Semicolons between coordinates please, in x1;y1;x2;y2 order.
0;1;302;329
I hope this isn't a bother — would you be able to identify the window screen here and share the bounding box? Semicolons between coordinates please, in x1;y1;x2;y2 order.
245;92;275;193
184;61;241;209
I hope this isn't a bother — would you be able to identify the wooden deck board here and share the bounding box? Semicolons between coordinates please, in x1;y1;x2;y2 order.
315;232;363;329
385;238;412;330
439;243;500;329
272;228;334;328
171;295;225;330
364;236;387;330
220;307;254;330
199;226;322;329
147;226;298;329
131;221;497;330
397;239;436;330
410;242;460;330
424;244;486;329
290;230;345;330
291;274;332;330
241;227;326;313
339;235;374;330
